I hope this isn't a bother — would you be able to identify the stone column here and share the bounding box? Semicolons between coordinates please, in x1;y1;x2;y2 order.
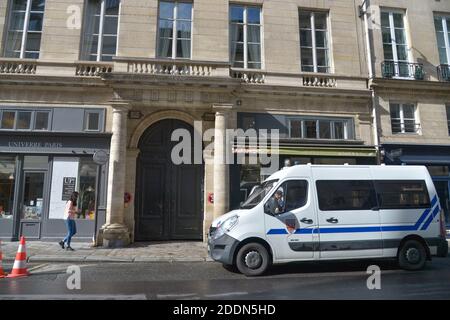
213;104;233;219
101;102;131;248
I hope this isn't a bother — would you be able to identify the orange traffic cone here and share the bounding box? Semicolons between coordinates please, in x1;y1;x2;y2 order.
0;240;6;278
7;236;29;278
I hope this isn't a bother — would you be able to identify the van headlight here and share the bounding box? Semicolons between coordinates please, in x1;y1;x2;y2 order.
212;215;239;240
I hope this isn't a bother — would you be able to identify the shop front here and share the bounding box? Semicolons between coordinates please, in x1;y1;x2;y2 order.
230;143;378;209
0;132;110;241
382;143;450;233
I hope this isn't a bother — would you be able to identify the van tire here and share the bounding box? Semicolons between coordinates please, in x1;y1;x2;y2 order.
222;263;238;273
236;243;271;276
398;240;427;271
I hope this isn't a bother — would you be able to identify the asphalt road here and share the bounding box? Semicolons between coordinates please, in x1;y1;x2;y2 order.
1;256;450;300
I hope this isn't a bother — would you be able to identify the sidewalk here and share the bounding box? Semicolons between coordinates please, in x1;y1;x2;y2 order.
1;241;210;263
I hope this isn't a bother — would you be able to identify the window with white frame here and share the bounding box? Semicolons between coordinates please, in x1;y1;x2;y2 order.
157;1;192;59
299;10;330;73
0;109;51;131
434;15;450;65
4;0;45;59
446;105;450;136
289;117;352;140
84;110;102;131
381;10;410;77
81;0;120;61
230;5;262;69
390;103;419;134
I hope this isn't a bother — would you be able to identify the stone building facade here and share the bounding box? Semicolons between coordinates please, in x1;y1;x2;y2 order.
0;0;448;245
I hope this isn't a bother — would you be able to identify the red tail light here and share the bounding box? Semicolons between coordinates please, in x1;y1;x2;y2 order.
439;209;446;238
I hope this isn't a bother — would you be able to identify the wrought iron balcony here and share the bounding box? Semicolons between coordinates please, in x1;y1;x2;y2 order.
381;61;424;80
437;64;450;82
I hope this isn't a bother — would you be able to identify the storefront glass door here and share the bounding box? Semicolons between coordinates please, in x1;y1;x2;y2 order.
20;171;46;238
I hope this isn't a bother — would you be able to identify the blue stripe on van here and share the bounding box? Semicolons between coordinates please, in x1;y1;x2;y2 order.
267;195;439;235
420;205;440;231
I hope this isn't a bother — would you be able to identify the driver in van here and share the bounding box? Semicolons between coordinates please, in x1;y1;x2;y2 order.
265;190;284;215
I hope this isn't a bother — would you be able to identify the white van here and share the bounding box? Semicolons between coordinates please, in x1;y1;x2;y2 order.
208;165;448;276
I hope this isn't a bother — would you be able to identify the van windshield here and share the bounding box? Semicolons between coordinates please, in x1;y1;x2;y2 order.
240;180;278;209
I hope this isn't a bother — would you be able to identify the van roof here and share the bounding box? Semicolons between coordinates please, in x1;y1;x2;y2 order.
264;164;430;182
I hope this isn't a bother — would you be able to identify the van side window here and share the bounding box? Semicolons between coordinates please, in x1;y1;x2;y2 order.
316;180;377;211
374;180;430;209
264;180;308;215
284;180;308;212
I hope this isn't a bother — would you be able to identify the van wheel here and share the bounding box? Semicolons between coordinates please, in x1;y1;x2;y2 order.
398;240;427;271
236;243;271;276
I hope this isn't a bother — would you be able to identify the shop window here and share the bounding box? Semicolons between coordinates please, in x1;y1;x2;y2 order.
316;180;377;211
0;156;16;220
0;109;51;131
0;111;15;129
374;180;430;209
23;155;48;170
34;111;50;130
16;111;32;130
48;157;98;220
84;110;101;131
427;166;449;177
78;158;97;220
288;117;351;140
241;115;256;130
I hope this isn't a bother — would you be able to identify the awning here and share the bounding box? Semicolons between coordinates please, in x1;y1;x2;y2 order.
233;146;377;158
400;155;450;165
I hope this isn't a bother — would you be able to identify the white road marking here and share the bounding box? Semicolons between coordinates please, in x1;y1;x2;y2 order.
28;263;49;272
204;291;248;298
0;294;147;300
156;293;198;299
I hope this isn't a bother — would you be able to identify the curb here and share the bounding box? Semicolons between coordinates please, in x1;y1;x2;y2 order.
3;256;212;263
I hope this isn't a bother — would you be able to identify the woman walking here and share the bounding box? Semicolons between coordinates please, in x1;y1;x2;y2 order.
59;191;78;251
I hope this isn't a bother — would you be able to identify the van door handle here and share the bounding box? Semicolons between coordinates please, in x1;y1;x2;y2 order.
326;217;339;223
300;218;313;224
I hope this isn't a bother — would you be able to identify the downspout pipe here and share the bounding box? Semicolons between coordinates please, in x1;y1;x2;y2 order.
361;0;381;164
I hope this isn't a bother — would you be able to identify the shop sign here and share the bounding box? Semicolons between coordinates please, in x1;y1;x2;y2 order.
62;177;77;201
93;150;109;165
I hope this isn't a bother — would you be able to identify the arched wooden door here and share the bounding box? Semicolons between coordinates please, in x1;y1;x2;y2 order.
135;119;203;240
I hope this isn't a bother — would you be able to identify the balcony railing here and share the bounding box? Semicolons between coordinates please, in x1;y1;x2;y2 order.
75;62;113;76
0;59;37;74
381;61;424;80
437;64;450;82
230;68;266;83
391;121;421;134
113;57;230;77
301;74;337;88
0;58;113;77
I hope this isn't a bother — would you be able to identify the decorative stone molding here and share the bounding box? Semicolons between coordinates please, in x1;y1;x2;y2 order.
129;109;199;149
